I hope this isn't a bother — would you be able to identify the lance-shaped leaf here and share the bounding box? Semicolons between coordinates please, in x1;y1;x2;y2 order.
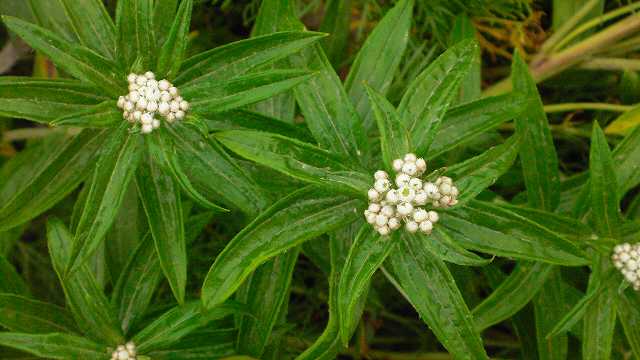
237;249;299;358
58;0;116;59
147;328;236;359
297;223;368;360
398;39;478;154
449;14;481;103
47;218;123;345
0;294;78;334
183;69;312;114
444;133;521;204
0;333;106;359
428;93;526;159
67;124;143;275
136;152;186;304
319;0;351;67
52;100;121;128
472;261;554;330
0;130;105;232
156;0;192;79
0;78;106;124
366;86;410;168
204;110;314;142
2;16;123;97
133;301;242;353
0;256;29;295
337;226;394;345
512;52;560;211
387;232;489;359
112;213;213;335
163;123;268;216
582;260;617;359
216;130;369;196
345;0;413;130
152;0;178;42
176;31;326;86
618;289;640;357
115;0;154;69
590;123;622;237
429;228;491;266
440;201;589;265
201;187;362;309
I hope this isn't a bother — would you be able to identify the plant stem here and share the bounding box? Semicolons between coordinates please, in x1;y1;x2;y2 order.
580;57;640;72
543;102;633;113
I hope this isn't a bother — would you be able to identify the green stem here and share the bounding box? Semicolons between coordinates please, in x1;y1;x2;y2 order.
543;102;633;113
579;57;640;72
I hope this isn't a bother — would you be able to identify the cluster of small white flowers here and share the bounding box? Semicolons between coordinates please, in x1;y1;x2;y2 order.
612;243;640;290
117;71;190;134
110;342;136;360
364;153;459;236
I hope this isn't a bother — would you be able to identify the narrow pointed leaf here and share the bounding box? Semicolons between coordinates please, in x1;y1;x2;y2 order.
68;125;143;275
136;152;186;304
0;130;105;232
345;0;413;130
590;123;623;237
473;262;554;330
319;0;351;67
366;86;410;167
399;39;479;154
0;256;29;295
152;0;178;42
2;16;123;96
156;0;192;79
338;226;394;345
618;289;640;357
58;0;116;59
148;328;236;359
204;110;314;142
176;31;326;85
0;78;106;123
512;52;560;211
582;261;617;360
429;94;526;159
429;228;491;266
47;218;123;344
202;187;362;309
440;200;589;265
216;130;369;196
449;14;481;103
0;333;105;359
0;294;78;334
387;232;488;359
52;100;121;128
444;133;521;204
115;0;154;69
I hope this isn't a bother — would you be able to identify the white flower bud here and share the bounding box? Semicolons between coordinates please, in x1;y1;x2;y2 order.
381;205;395;217
179;101;190;111
127;73;137;83
427;211;439;223
169;86;178;96
152;119;161;129
397;186;415;203
158;102;170;115
368;203;381;213
160;91;172;102
136;76;147;86
374;170;388;180
402;162;417;176
409;177;422;190
392;159;404;172
375;214;388;227
416;158;426;171
368;189;380;201
170;101;180;112
129;91;140;103
166;112;176;123
385;189;399;204
397;202;413;216
147;79;158;89
136;97;148;110
419;220;433;234
141;113;153;125
439;183;452;195
374;179;390;193
159;80;170;91
146;101;158;112
405;221;418;233
366;212;377;224
377;225;390;236
145;71;155;79
404;153;417;163
141;124;153;134
175;110;185;120
423;182;438;197
414;190;428;205
395;173;411;187
117;96;125;108
388;217;401;230
413;208;427;222
132;111;142;121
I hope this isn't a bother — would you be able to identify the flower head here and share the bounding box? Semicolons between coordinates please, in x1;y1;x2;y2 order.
111;342;136;360
612;243;640;290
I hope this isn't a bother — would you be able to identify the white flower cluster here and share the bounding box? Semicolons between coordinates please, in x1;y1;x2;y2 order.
364;153;460;236
110;342;136;360
612;243;640;290
117;71;190;134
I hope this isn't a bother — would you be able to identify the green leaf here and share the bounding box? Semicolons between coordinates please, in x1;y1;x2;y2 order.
237;250;299;358
345;0;413;130
163;123;268;216
136;152;186;304
57;0;116;59
366;86;410;168
472;262;554;331
52;101;121;128
440;200;589;265
0;294;78;334
449;14;482;103
0;333;106;359
387;232;488;359
115;0;154;69
204;110;314;142
399;39;478;154
216;130;369;196
184;69;313;114
2;16;123;97
0;77;106;123
0;256;29;295
175;31;326;85
47;218;123;345
152;0;178;43
104;181;141;282
444;133;521;204
68;124;143;275
589;123;623;237
582;260;617;360
338;226;394;345
156;0;192;79
19;0;76;42
0;130;105;232
147;328;235;359
318;0;351;67
429;228;491;266
618;289;640;357
428;94;526;159
512;51;560;212
533;268;568;360
133;301;241;353
201;187;362;309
